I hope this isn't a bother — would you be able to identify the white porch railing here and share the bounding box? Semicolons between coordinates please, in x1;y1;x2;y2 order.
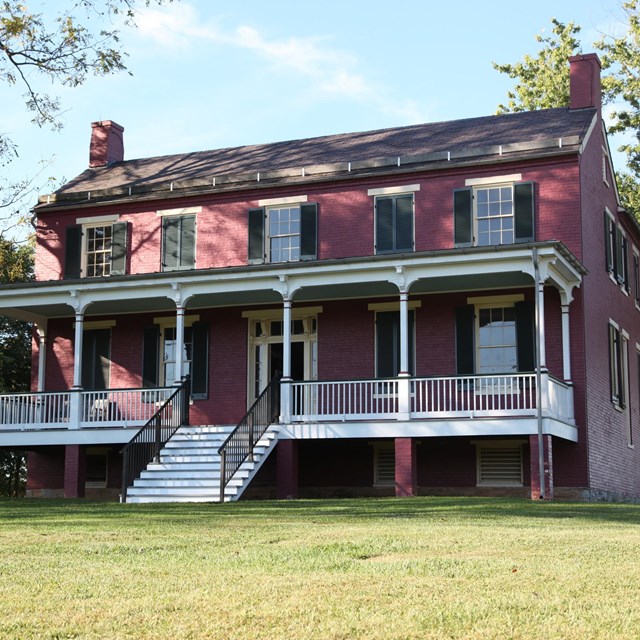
289;373;573;423
0;387;175;431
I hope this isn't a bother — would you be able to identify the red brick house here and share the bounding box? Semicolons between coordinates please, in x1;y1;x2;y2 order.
1;53;638;502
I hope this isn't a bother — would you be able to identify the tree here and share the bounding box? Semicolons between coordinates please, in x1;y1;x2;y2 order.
493;19;582;114
493;6;640;220
0;0;172;234
0;238;33;496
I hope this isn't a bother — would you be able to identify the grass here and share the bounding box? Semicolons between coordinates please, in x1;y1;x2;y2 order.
0;498;639;639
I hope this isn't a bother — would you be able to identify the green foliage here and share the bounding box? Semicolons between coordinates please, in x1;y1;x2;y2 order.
494;6;640;221
493;19;582;113
0;238;33;496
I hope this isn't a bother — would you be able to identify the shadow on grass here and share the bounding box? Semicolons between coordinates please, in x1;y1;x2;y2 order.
1;496;639;526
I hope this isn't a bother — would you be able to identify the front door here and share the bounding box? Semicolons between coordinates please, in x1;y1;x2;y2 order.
248;316;317;404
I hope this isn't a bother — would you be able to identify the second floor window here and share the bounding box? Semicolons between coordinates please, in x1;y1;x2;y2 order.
85;226;113;277
454;181;534;248
375;194;414;254
162;215;196;271
248;203;317;263
64;220;128;279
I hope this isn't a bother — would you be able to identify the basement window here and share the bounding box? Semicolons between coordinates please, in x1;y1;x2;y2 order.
475;441;523;486
85;447;109;489
373;442;395;486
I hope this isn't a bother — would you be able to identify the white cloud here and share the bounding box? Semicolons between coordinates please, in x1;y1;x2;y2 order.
134;3;427;125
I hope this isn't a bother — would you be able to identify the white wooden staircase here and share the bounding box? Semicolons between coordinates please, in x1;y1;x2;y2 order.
124;425;279;503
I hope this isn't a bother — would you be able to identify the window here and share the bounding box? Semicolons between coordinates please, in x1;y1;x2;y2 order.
64;220;128;279
248;203;317;263
85;447;109;489
82;328;111;390
162;215;195;271
454;179;534;247
269;206;301;262
605;212;630;292
375;194;414;254
375;310;415;377
609;321;628;409
456;297;534;376
477;307;517;374
373;442;395;486
142;319;209;400
476;442;523;486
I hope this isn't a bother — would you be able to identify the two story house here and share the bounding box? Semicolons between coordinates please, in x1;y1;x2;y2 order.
1;53;638;502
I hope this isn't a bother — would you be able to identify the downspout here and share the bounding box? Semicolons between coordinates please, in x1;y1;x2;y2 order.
532;247;545;500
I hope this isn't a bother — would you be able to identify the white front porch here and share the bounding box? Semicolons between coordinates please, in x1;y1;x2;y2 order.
0;371;577;445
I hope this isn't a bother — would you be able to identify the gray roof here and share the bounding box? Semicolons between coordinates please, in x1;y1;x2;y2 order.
48;107;596;204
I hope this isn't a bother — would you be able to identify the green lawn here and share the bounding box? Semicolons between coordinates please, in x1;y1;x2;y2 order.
0;498;639;639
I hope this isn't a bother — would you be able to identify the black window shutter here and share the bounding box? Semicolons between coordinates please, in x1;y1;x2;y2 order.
111;222;128;275
605;213;613;273
162;217;179;270
375;198;394;253
64;226;82;279
455;305;475;374
300;203;318;260
515;301;536;372
376;311;398;377
395;195;414;252
514;182;535;242
190;323;209;400
248;208;265;262
453;189;473;247
142;326;160;388
82;329;110;390
181;216;196;269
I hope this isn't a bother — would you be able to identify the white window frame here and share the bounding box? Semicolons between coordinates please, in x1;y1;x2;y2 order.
81;222;114;278
266;204;302;263
473;183;515;247
634;248;640;310
153;315;200;386
244;308;320;405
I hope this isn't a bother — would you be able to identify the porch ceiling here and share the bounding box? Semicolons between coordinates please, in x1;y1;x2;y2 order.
0;242;584;323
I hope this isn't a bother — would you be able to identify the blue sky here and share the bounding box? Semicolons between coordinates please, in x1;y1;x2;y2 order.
0;0;629;218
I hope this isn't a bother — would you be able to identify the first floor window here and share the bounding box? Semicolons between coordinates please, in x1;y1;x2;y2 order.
142;321;209;400
456;299;534;376
477;306;517;374
82;328;111;390
375;310;415;377
609;321;628;409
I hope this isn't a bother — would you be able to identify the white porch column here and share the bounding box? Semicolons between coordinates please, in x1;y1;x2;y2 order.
536;282;547;372
561;302;572;382
397;290;411;419
36;326;47;393
72;311;84;389
175;304;185;384
280;298;292;423
399;291;410;377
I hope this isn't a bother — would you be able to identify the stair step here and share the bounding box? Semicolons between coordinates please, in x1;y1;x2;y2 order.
124;424;278;503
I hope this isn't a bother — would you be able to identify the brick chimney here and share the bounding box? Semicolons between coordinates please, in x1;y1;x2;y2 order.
569;53;602;111
89;120;124;168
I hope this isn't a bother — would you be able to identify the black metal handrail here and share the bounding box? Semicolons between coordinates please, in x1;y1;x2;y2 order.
218;376;281;500
120;377;191;502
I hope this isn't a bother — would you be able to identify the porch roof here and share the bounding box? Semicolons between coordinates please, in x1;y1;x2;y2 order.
0;241;585;325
